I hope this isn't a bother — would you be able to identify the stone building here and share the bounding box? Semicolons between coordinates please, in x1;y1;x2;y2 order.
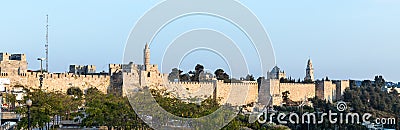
69;65;96;74
0;53;28;76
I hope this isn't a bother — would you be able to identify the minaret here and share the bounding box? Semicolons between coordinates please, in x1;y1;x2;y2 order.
304;58;314;82
143;43;150;67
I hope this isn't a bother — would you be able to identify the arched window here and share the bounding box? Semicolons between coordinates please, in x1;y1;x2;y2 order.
147;72;151;77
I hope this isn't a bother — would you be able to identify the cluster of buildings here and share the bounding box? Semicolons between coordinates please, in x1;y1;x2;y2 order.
260;58;350;106
1;44;394;108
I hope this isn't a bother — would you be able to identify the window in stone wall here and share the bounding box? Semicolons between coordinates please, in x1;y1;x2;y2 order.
147;72;151;77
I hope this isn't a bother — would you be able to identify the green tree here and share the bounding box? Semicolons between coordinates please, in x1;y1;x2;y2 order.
214;69;231;83
81;87;146;129
5;93;17;110
190;64;204;82
86;87;100;95
282;91;290;105
374;75;385;88
15;88;82;130
67;87;83;99
168;68;182;81
245;74;255;81
179;73;190;81
342;77;400;129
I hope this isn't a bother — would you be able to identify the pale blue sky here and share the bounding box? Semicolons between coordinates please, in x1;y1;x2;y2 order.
1;0;399;82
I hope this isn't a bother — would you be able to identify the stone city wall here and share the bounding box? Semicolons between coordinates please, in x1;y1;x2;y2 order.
166;81;215;99
214;80;258;106
279;83;315;103
0;72;110;94
263;79;315;106
134;78;260;106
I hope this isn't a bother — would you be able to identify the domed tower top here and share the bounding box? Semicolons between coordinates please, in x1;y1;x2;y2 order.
144;42;150;66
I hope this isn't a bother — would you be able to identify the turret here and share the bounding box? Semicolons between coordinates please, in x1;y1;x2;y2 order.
0;53;10;61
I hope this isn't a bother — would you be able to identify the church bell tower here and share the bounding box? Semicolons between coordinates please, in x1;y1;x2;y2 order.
304;58;314;82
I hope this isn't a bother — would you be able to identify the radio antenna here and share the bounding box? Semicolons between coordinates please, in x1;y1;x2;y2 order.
45;14;49;72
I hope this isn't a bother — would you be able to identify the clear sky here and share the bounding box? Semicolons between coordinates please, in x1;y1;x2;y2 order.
1;0;399;82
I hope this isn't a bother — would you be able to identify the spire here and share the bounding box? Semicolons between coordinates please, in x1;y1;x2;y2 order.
145;42;149;49
307;58;313;69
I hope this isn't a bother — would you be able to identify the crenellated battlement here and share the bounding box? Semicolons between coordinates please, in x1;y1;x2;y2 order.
167;81;214;85
222;81;258;87
225;82;258;86
279;82;314;86
165;80;258;87
26;72;109;79
109;64;122;68
122;72;137;77
0;73;8;77
18;73;27;76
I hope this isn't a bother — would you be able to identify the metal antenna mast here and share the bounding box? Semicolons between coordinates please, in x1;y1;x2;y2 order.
45;14;49;72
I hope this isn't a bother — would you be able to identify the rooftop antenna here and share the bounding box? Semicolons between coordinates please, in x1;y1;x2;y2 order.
45;14;49;72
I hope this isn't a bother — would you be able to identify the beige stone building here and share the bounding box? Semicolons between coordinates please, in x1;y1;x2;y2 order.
69;65;96;74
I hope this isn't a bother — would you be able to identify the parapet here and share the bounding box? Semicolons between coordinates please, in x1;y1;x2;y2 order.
27;72;109;79
109;64;122;68
0;73;8;77
221;81;259;86
168;81;214;85
279;82;314;85
1;52;26;61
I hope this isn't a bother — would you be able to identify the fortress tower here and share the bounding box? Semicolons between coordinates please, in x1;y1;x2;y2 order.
143;43;150;68
0;53;28;76
304;58;315;82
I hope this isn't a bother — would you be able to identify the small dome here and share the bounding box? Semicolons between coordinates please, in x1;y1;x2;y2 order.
271;66;280;73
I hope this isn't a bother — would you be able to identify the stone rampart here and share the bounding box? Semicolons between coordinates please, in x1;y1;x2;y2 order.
2;72;109;94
